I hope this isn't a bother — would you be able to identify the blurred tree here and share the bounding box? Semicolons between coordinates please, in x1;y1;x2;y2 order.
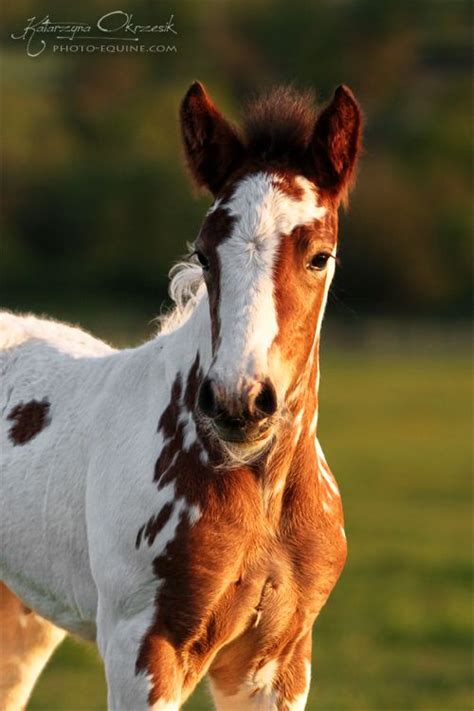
1;0;471;319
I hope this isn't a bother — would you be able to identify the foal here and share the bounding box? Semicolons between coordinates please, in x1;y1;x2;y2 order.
0;82;361;710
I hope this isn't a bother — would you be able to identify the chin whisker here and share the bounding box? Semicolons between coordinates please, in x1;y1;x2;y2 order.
196;412;276;470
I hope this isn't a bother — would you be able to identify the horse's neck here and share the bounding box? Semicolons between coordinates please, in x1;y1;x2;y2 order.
161;295;213;385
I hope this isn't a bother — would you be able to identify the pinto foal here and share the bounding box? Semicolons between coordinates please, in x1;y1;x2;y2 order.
0;82;361;710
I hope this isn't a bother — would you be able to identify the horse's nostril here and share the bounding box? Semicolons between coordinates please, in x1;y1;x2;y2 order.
198;379;218;419
254;380;278;418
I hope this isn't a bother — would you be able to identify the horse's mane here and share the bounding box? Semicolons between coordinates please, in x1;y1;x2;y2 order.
159;86;318;334
157;252;205;334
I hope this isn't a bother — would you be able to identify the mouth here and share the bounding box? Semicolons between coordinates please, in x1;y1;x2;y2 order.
195;410;276;465
195;408;274;445
213;421;273;445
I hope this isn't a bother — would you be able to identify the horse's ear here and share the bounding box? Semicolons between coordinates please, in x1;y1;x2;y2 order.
309;85;362;204
180;82;244;196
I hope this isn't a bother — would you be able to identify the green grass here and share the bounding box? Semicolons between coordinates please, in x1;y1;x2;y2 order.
29;346;472;710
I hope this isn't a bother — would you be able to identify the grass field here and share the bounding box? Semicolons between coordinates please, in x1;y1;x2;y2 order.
28;344;472;711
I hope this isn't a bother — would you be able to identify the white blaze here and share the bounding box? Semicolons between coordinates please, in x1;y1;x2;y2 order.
211;172;326;393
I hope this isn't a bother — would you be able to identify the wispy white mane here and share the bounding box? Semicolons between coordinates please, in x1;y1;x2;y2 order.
157;252;206;335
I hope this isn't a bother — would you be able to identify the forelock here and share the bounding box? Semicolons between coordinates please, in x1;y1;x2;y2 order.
242;87;317;168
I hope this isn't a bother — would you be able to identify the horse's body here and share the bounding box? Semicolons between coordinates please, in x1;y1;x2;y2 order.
0;83;361;710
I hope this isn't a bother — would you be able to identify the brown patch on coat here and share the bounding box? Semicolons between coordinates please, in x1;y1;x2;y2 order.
7;399;51;446
270;208;337;394
195;208;236;352
271;172;306;201
135;503;174;549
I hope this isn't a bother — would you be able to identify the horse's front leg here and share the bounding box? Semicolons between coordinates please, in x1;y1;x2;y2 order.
209;631;312;711
99;615;184;711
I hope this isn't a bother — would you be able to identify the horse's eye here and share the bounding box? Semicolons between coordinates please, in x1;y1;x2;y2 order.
308;252;331;271
195;250;209;271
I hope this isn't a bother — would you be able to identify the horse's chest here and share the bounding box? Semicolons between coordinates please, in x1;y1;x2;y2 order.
242;550;307;643
206;523;345;680
236;525;341;635
144;474;346;679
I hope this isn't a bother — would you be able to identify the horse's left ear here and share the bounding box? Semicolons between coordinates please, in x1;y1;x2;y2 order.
180;81;244;196
309;85;362;204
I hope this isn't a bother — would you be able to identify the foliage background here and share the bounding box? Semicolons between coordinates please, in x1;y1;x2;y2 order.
1;1;472;709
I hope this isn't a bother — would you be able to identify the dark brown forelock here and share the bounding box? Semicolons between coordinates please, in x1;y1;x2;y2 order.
242;87;317;169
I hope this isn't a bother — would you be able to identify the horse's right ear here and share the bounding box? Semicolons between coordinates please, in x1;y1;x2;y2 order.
180;82;244;196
